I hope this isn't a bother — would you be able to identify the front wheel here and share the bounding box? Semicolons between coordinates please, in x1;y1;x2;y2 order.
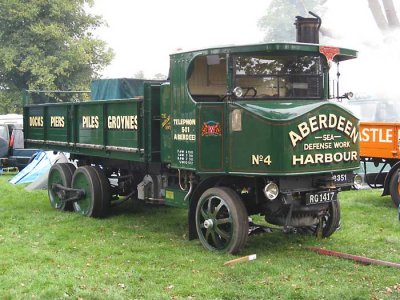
298;200;341;238
318;200;341;237
195;187;249;254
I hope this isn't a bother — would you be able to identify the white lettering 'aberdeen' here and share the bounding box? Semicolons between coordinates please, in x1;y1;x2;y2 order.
289;114;358;147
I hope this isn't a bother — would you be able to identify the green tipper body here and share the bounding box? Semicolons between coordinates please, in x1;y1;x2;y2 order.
24;84;162;163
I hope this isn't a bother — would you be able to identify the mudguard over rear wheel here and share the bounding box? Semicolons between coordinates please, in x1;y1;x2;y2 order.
195;187;249;254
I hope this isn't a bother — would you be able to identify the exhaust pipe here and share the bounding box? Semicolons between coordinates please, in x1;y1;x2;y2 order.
294;11;321;44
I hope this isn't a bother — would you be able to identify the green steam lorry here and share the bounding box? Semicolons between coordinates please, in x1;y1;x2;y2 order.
24;42;360;254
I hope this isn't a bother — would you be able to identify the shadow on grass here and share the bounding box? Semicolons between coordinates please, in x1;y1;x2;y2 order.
105;199;189;239
107;197;346;255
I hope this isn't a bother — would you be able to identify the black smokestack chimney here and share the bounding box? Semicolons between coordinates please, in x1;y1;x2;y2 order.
295;11;321;44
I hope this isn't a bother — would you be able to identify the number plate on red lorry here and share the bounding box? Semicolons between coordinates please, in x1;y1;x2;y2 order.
306;191;337;205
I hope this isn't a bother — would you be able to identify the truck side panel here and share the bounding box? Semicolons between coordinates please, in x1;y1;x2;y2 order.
168;56;197;170
24;106;46;142
47;105;70;144
197;103;225;173
24;99;154;163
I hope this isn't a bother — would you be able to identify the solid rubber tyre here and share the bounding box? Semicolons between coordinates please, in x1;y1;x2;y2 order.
389;170;400;207
195;187;249;254
92;166;111;217
297;200;341;238
71;165;106;218
319;200;341;238
64;163;76;177
310;200;341;238
48;163;74;211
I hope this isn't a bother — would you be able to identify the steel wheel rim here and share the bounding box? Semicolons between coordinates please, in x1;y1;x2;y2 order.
197;195;233;251
72;171;92;215
48;168;64;209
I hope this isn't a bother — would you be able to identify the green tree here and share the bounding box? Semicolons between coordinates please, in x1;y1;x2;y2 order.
258;0;322;42
0;0;114;111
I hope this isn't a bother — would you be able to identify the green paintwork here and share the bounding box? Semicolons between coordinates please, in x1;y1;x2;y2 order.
165;187;188;208
227;100;359;175
163;42;359;175
72;170;92;215
48;167;66;209
231;100;343;121
25;99;144;162
167;55;197;170
160;83;173;163
143;83;161;162
175;43;357;60
198;103;225;172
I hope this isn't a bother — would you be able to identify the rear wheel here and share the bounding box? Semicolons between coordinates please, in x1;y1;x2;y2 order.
389;170;400;207
195;187;248;254
48;163;74;211
93;166;111;216
71;166;109;218
64;163;76;177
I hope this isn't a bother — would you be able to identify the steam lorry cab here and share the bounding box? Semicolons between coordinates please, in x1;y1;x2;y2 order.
24;42;360;254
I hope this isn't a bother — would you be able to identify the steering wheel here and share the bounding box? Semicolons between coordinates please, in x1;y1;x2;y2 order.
243;87;257;97
220;94;229;101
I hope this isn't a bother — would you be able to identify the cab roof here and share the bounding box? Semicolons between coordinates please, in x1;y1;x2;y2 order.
170;42;357;62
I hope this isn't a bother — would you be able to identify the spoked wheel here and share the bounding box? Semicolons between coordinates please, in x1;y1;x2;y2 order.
48;163;74;211
298;200;341;238
389;170;400;207
195;187;248;254
71;165;110;218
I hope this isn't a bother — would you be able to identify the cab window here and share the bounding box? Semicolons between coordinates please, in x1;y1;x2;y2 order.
187;54;227;102
234;54;323;99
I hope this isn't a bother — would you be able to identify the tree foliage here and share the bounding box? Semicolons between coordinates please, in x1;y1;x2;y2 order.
0;0;114;111
258;0;322;42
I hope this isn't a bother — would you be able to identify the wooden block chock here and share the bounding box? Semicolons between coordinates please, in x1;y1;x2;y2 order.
224;254;257;266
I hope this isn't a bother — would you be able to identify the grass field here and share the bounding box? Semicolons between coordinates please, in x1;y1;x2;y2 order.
0;175;399;300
